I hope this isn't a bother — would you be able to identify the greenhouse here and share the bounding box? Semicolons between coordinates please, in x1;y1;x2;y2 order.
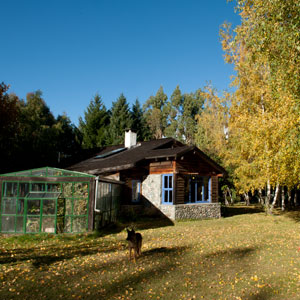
0;167;96;234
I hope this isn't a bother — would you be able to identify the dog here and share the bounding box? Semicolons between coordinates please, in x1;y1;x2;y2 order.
126;228;142;262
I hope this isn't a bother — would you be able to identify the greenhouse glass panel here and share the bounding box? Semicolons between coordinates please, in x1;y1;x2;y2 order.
73;182;89;197
73;199;87;215
42;199;56;215
31;183;45;192
4;182;18;197
15;171;31;176
62;183;73;197
41;217;55;233
64;217;71;233
72;217;86;232
26;217;40;233
2;198;16;214
16;216;24;232
1;216;15;232
32;169;47;177
19;183;29;197
65;198;72;215
47;183;61;192
27;199;41;215
17;199;25;214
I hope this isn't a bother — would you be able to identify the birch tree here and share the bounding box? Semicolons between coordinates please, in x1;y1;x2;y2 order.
220;0;300;211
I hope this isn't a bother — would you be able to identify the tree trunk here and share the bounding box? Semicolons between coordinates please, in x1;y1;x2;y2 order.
288;188;293;207
227;187;234;205
224;191;229;206
244;192;250;206
258;188;264;205
281;186;285;211
270;183;280;212
294;187;298;206
265;180;271;213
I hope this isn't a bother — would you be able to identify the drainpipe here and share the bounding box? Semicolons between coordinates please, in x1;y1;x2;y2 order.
94;176;101;212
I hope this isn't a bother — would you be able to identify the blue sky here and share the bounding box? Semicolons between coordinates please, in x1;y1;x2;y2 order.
1;0;240;125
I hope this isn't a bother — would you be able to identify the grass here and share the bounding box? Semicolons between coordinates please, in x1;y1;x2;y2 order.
1;207;300;299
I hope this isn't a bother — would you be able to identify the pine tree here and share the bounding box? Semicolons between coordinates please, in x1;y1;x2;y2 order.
131;99;150;141
106;93;132;145
79;94;109;149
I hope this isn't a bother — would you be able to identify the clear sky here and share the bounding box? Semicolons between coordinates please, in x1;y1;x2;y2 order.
1;0;240;126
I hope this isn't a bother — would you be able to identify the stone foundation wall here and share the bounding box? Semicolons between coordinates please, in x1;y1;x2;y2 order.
159;205;175;219
174;203;221;220
142;174;161;207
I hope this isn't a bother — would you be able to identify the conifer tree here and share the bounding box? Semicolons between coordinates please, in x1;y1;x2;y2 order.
106;93;132;145
131;99;150;142
79;94;109;149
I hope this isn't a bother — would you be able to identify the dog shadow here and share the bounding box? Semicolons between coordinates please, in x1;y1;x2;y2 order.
142;246;188;257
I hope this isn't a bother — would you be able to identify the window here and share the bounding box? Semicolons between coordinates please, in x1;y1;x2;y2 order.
185;176;211;203
132;180;141;203
162;174;173;204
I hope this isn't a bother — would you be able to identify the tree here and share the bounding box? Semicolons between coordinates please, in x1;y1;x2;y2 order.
195;86;229;164
18;90;59;168
179;89;204;145
143;86;168;139
0;83;21;173
106;93;132;145
79;94;109;149
220;0;300;210
55;114;82;164
131;99;151;142
164;85;182;140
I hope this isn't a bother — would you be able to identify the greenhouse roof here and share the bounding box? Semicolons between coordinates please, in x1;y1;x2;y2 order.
0;167;95;178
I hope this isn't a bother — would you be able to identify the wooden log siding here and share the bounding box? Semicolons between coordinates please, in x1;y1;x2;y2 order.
175;174;185;205
149;161;175;174
175;151;222;175
211;176;219;203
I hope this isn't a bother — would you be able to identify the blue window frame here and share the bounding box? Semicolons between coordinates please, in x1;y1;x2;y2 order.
162;174;173;204
185;176;211;203
132;180;141;203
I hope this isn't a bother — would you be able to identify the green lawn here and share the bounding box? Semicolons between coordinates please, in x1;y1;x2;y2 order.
1;207;300;299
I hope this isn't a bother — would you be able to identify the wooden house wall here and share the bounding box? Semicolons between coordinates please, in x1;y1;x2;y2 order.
149;161;175;174
117;157;220;206
176;155;217;175
119;168;148;205
211;176;219;203
175;174;186;205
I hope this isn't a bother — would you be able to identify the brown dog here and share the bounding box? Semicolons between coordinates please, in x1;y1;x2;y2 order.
126;228;142;261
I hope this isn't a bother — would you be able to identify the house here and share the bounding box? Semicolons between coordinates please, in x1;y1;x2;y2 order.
68;130;226;221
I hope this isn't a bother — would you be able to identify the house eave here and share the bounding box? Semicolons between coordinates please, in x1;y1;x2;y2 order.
90;163;137;175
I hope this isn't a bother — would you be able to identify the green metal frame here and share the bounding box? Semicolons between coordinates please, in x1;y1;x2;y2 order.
0;167;94;234
0;166;95;178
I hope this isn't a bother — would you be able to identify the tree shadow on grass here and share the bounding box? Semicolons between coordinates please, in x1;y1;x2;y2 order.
245;288;273;300
0;241;125;267
93;216;174;238
280;208;300;223
222;205;264;218
203;246;259;260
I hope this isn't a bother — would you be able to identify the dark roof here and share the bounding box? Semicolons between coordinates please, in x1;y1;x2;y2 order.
67;138;226;175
